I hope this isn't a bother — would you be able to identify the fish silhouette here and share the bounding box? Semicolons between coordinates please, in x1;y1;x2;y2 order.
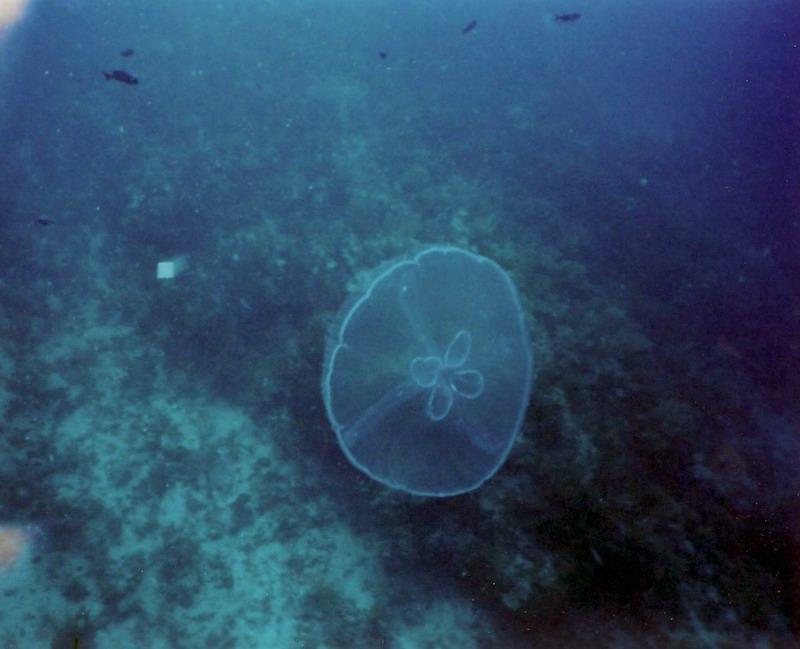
103;69;138;85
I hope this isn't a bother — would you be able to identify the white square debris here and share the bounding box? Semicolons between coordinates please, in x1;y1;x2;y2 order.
157;261;176;280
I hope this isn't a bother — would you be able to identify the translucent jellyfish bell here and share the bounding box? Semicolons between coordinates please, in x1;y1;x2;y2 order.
322;246;533;497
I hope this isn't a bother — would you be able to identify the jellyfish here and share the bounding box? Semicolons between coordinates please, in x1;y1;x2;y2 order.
322;246;533;497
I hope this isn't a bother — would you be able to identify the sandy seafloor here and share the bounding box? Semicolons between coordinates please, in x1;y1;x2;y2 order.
1;0;799;647
0;270;492;648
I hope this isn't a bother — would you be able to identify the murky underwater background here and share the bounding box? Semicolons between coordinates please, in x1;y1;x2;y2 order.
0;0;798;646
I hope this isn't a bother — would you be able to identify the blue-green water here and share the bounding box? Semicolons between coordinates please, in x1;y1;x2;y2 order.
0;1;798;647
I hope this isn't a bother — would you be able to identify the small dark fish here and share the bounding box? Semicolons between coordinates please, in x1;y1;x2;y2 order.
120;48;134;57
462;20;477;34
554;13;581;22
37;214;51;225
103;69;138;85
378;51;388;60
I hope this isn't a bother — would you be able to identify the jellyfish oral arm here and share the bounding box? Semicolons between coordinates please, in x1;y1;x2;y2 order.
338;380;424;446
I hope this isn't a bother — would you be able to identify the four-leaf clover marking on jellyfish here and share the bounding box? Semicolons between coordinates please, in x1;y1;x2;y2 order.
410;330;485;421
